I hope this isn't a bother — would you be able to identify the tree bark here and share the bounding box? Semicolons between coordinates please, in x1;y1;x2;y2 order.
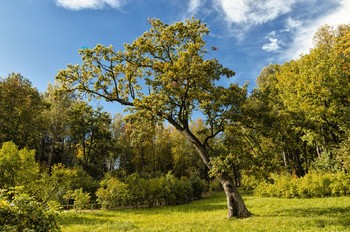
217;173;251;219
180;128;251;219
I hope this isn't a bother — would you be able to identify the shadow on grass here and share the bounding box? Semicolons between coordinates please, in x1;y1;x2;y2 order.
59;212;137;230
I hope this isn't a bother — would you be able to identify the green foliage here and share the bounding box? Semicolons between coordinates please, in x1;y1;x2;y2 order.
312;151;341;172
68;102;114;178
123;173;147;206
241;173;263;191
254;173;298;198
209;179;223;192
64;188;90;211
96;176;129;209
27;164;77;204
56;17;251;218
0;142;40;189
40;84;75;168
0;73;47;149
0;142;20;188
189;175;208;200
70;166;99;200
254;172;350;198
96;173;208;209
0;190;60;232
244;24;350;179
162;172;192;205
144;175;168;207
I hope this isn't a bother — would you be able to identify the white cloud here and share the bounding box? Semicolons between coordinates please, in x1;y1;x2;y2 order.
282;0;350;60
214;0;296;26
281;17;303;32
188;0;202;14
55;0;125;10
262;31;281;52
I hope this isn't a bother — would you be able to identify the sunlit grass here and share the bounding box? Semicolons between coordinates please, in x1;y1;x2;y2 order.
59;191;350;231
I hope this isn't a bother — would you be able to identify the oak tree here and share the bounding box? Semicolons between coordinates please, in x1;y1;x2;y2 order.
56;18;251;218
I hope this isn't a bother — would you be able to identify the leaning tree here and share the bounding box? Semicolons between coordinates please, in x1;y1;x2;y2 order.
56;18;251;218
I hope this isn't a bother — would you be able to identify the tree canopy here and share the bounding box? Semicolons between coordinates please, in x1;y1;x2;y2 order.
56;18;251;218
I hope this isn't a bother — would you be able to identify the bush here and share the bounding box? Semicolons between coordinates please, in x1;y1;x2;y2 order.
145;176;167;207
124;173;147;207
254;172;350;198
0;190;60;232
97;173;209;209
96;176;129;209
189;175;208;200
70;166;99;200
64;188;91;212
0;142;40;189
329;172;350;196
241;173;263;190
209;179;222;192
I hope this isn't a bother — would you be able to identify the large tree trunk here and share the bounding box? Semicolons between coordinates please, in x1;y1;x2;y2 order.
180;128;252;219
218;173;251;218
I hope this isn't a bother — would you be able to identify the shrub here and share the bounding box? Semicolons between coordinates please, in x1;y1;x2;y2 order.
254;172;350;198
123;173;209;207
241;173;261;190
96;176;129;209
0;142;40;189
70;166;99;200
145;176;167;207
65;188;91;212
189;175;207;200
329;172;350;196
124;173;147;207
27;164;77;205
209;179;222;192
0;190;60;232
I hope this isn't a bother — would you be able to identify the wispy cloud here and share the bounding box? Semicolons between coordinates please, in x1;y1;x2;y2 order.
281;0;350;60
214;0;296;27
262;31;281;52
188;0;202;14
281;17;303;32
55;0;125;10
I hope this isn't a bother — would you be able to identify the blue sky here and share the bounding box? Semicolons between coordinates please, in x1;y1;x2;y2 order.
1;0;349;115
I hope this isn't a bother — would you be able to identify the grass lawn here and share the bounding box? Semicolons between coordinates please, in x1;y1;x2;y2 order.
58;191;350;232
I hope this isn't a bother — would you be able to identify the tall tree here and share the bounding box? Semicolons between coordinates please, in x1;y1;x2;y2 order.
275;25;350;171
40;83;75;168
0;73;47;149
249;64;311;176
68;102;113;178
248;24;350;175
56;18;251;218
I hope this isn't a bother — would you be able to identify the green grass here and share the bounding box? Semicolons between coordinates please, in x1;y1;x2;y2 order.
58;191;350;231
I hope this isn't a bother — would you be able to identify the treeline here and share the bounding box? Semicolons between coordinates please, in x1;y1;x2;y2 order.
0;75;208;181
241;24;350;182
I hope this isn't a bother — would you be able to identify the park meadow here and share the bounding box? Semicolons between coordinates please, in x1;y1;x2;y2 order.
59;192;350;232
